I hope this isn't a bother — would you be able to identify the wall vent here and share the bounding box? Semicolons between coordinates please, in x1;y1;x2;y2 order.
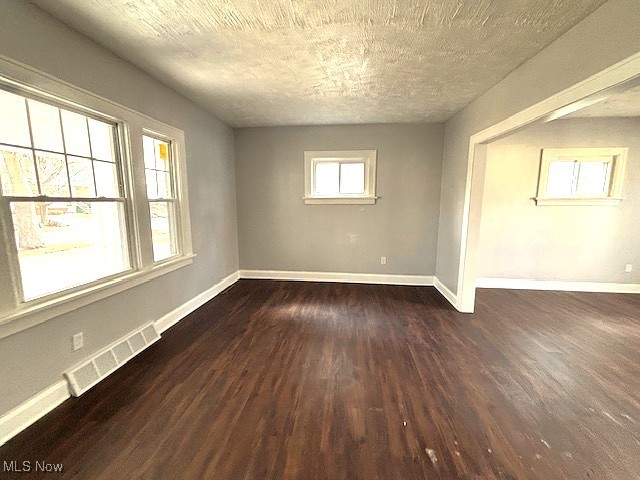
64;323;160;397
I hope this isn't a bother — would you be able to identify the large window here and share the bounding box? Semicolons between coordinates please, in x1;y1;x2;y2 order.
536;148;628;206
0;65;193;338
0;89;129;300
303;150;377;204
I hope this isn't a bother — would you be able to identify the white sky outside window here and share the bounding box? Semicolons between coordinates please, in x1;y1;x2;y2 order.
546;161;577;197
314;161;366;196
575;161;610;196
339;163;365;194
314;161;339;195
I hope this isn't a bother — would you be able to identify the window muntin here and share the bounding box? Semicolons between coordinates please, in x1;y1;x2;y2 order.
536;148;627;206
304;150;377;204
143;134;178;262
0;88;130;301
0;62;194;338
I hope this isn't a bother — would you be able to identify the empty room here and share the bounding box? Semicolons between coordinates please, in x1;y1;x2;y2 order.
0;1;638;479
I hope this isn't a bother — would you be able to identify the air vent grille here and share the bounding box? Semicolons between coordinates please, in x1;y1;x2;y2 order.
64;323;160;396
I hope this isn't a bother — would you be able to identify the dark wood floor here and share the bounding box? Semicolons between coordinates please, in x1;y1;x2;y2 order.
1;281;639;479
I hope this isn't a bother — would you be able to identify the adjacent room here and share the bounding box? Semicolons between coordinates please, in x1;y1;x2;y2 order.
0;1;638;479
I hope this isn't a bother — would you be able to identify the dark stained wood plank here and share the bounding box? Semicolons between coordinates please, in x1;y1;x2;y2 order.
1;281;639;479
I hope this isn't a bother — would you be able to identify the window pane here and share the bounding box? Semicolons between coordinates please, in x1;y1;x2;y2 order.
68;156;96;197
143;135;156;169
88;119;115;162
155;139;170;171
10;201;129;300
339;162;365;194
61;110;91;157
0;146;38;196
157;170;172;199
0;90;31;147
150;201;177;262
145;169;158;199
314;162;339;195
28;100;64;153
546;161;576;197
94;160;119;198
576;161;610;196
36;151;69;197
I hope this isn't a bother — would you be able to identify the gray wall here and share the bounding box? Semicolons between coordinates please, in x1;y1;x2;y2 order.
478;118;640;283
234;124;443;276
436;0;640;294
0;2;239;415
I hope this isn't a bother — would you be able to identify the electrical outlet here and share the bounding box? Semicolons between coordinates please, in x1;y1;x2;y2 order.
380;256;387;265
72;332;83;351
625;264;633;273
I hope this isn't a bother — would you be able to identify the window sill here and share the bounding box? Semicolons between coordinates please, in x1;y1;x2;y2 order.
303;196;378;205
0;254;196;341
534;197;623;206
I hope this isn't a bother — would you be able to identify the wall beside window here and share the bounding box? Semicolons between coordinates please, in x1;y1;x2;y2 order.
234;123;444;276
0;2;238;416
477;117;640;284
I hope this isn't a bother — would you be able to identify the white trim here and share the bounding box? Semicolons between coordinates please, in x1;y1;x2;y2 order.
239;269;433;286
434;277;459;308
303;196;377;205
476;278;640;294
535;147;628;205
155;270;240;333
455;51;640;314
0;380;70;447
534;197;623;206
0;270;240;446
0;55;195;340
303;150;377;204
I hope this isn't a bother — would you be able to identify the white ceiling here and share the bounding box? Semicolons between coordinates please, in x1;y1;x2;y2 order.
31;0;607;127
567;85;640;118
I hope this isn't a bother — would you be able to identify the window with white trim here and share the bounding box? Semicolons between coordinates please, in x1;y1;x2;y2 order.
0;71;193;337
535;147;628;206
143;134;178;262
304;150;377;204
0;89;129;300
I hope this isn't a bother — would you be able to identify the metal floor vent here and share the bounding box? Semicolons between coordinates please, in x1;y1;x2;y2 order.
64;323;160;397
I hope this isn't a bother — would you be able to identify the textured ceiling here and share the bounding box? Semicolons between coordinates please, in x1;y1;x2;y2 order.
567;85;640;118
31;0;607;127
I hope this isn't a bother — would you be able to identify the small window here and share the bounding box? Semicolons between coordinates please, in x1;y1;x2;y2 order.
535;148;627;206
304;150;377;204
0;89;129;300
143;134;178;262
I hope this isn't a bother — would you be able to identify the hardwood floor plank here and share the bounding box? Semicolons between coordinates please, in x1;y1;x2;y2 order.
1;280;639;479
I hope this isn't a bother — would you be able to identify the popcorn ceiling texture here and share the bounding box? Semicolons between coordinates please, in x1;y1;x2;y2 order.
32;0;607;126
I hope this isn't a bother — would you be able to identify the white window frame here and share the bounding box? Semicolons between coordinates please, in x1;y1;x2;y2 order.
303;150;377;204
142;130;182;264
0;57;194;340
535;147;628;206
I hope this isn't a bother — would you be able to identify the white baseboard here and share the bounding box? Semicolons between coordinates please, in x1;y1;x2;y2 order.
239;269;434;286
434;277;459;308
476;277;640;294
0;271;241;447
155;270;240;334
0;380;70;447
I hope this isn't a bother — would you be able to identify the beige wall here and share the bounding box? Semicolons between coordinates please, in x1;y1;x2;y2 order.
478;117;640;283
234;123;443;276
436;0;640;294
0;2;239;415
